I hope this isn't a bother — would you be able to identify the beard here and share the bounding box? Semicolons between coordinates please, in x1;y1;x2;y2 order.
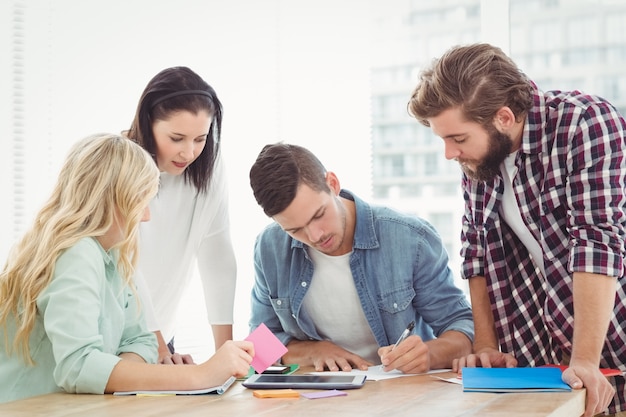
460;126;513;182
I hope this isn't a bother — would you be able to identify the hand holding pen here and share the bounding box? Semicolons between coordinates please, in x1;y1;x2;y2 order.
379;320;430;374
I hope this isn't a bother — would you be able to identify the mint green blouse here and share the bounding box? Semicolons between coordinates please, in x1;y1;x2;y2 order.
0;237;157;403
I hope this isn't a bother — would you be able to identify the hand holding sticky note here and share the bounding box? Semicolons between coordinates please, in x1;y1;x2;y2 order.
245;323;288;373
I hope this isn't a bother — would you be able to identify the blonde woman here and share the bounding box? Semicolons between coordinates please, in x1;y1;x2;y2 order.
0;133;253;403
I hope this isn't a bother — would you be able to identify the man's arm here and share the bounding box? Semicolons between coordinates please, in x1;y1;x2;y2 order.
426;330;472;369
282;340;372;371
468;275;499;353
562;272;616;417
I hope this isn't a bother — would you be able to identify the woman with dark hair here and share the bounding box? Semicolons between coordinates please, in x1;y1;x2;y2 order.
126;67;237;364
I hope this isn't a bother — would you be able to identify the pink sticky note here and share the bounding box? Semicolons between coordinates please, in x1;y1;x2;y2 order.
301;390;347;399
245;323;288;373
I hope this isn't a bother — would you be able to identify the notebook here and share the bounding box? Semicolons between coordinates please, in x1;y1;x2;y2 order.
113;375;236;396
461;367;572;393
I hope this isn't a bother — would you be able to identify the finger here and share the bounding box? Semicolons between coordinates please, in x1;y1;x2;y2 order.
584;390;599;417
457;356;467;370
170;353;183;365
182;354;195;365
561;370;583;390
400;356;429;374
356;358;374;371
312;358;326;372
235;362;252;377
378;345;392;357
324;359;340;372
464;354;477;368
452;358;460;373
504;354;517;368
478;352;492;368
378;346;392;364
335;358;353;372
160;355;174;365
236;340;255;357
597;382;614;415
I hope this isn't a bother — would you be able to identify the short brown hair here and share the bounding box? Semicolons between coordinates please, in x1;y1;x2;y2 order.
408;43;533;128
249;143;329;217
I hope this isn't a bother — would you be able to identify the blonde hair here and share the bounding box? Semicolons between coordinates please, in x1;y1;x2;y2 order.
0;133;160;363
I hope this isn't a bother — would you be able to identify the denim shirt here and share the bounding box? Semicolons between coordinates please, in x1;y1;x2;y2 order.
250;189;474;348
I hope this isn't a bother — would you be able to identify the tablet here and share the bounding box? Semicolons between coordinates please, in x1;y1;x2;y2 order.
242;374;367;390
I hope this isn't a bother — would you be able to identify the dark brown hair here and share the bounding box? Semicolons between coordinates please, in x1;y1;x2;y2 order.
126;66;223;192
249;143;329;217
408;43;533;128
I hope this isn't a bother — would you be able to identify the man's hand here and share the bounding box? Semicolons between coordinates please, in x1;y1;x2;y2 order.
283;340;373;371
451;347;517;373
561;361;615;417
378;335;430;374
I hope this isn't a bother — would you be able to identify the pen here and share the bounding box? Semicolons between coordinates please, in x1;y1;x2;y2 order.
391;320;415;351
217;376;237;394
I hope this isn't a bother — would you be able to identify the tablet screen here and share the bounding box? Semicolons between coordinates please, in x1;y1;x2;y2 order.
242;374;366;390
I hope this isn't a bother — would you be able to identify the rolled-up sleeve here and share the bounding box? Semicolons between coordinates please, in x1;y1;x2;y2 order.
413;221;474;340
37;239;156;394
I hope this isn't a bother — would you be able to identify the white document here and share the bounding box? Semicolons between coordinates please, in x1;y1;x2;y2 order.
113;376;236;396
308;365;451;381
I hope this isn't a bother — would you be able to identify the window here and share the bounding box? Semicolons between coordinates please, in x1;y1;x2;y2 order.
6;0;626;362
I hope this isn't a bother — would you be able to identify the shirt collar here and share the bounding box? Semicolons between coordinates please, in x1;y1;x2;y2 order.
520;80;547;156
338;189;379;250
90;237;116;266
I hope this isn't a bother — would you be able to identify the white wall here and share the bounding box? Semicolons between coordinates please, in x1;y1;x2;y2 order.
0;0;372;362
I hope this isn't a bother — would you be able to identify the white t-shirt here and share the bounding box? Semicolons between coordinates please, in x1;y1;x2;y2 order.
135;156;236;342
301;248;380;364
500;151;546;277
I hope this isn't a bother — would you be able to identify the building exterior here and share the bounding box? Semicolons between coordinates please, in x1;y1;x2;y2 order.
369;0;626;289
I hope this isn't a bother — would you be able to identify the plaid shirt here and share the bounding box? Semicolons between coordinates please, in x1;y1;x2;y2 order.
460;83;626;413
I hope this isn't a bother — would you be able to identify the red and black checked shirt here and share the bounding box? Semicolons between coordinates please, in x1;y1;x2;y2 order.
460;83;626;413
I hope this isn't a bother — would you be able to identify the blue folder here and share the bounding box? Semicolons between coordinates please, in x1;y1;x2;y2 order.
462;367;572;393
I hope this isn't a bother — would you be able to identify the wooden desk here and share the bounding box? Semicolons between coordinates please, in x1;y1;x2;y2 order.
0;371;584;417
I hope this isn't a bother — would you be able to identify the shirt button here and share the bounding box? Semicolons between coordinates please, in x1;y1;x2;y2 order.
301;282;307;287
393;302;398;309
276;300;282;306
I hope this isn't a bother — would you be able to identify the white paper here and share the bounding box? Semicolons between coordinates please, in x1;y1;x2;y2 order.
431;375;463;385
308;365;452;381
113;376;236;396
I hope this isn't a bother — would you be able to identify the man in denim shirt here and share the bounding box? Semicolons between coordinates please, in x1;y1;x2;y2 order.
248;143;473;373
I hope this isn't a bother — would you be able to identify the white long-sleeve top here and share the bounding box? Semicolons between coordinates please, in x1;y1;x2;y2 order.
135;156;236;343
